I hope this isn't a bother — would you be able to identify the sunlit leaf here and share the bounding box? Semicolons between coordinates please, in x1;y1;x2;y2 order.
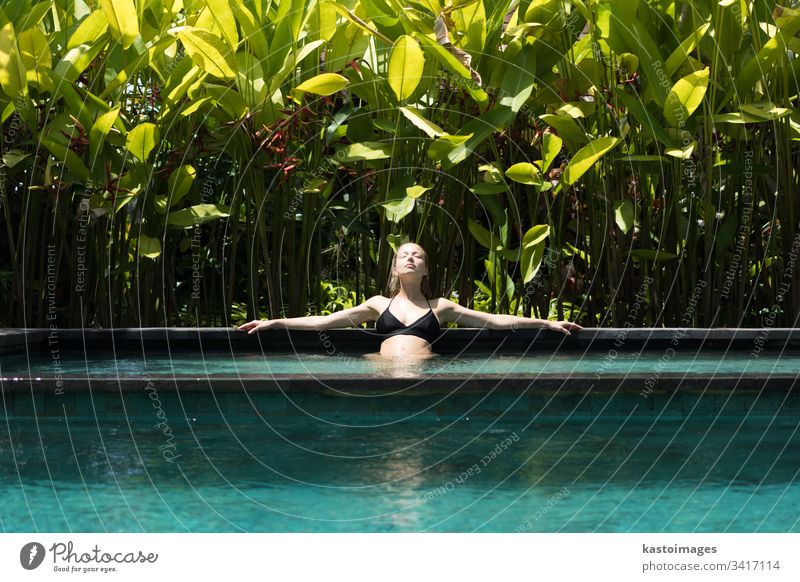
126;123;159;162
562;137;622;186
101;0;140;50
388;35;424;101
294;72;348;96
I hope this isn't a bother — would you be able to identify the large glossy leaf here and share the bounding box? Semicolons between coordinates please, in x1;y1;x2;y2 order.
541;133;562;172
167;204;231;228
539;113;587;152
100;0;140;50
137;235;162;259
89;107;121;168
336;142;393;161
17;28;50;90
40;136;90;180
67;10;109;49
468;219;497;250
521;225;550;283
399;106;445;137
562;137;622;186
382;196;415;222
663;68;708;127
126;123;159;162
203;0;238;51
388;35;424;101
614;200;635;234
167;165;196;207
506;163;542;186
178;28;236;80
0;23;27;98
442;107;514;169
295;72;348;96
54;42;106;83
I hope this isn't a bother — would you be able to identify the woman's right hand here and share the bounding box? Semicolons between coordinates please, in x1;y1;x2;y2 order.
238;319;276;334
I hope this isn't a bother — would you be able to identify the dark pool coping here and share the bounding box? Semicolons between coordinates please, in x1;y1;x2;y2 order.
2;327;799;395
2;326;800;353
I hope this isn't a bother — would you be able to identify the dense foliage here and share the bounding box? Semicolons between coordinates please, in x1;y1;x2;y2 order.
1;0;798;327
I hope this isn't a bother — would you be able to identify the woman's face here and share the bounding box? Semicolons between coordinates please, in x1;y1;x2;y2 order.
393;244;428;277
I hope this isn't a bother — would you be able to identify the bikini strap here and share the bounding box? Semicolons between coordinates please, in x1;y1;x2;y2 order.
425;296;432;309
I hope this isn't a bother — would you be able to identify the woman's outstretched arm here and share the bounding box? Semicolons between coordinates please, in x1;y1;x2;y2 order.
238;296;383;334
437;298;583;336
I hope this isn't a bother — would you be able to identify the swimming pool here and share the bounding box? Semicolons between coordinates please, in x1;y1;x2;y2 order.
1;327;798;532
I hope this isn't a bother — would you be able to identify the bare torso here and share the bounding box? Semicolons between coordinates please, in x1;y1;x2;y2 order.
375;296;440;357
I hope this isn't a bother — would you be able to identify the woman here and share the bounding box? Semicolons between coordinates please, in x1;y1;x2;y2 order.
238;242;583;356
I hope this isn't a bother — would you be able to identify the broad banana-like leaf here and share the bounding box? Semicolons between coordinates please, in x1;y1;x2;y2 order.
67;10;109;49
137;235;162;259
663;68;708;127
126;123;159;162
521;225;550;283
387;35;424;101
178;27;236;80
203;0;238;51
167;204;231;228
294;72;348;96
614;200;635;234
0;23;27;98
562;137;622;186
101;0;140;50
399;106;445;137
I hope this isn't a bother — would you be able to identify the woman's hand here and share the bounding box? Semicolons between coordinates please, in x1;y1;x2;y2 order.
547;320;584;335
238;319;278;334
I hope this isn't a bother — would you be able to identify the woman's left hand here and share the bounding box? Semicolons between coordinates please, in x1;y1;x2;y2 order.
547;321;584;335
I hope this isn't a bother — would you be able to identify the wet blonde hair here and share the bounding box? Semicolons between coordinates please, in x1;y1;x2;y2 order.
386;243;433;298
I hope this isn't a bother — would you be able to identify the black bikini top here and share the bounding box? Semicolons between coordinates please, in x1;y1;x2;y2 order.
376;296;440;344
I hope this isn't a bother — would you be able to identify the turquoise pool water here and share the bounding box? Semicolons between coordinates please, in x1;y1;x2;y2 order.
1;411;797;532
2;349;799;377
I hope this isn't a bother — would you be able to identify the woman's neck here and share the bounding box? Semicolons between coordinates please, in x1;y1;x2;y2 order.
396;278;425;301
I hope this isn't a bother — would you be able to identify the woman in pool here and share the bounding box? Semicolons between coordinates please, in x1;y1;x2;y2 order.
238;242;583;357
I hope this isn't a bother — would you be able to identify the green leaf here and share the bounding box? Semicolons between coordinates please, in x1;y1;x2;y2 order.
126;123;159;162
539;113;588;152
443;107;514;169
294;72;348;96
468;219;498;250
665;22;711;77
2;149;29;168
406;184;430;199
337;142;393;161
382;196;415;222
137;235;162;259
178;28;236;80
54;43;106;83
203;0;239;51
40;136;90;180
67;10;109;49
167;165;196;207
520;225;550;283
663;67;708;127
89;107;121;169
17;28;50;90
0;23;27;98
100;0;139;50
614;199;635;234
428;133;471;162
541;133;562;172
399;106;445;137
506;162;542;186
167;204;231;228
388;35;424;101
562;137;622;186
